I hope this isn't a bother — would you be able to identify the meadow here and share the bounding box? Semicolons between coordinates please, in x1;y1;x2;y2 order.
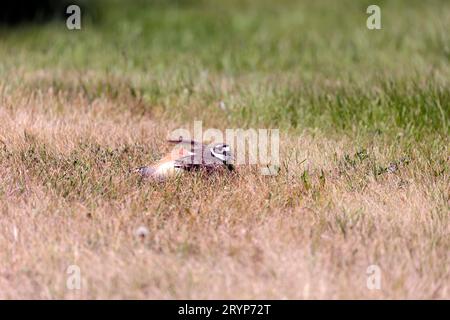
0;0;448;298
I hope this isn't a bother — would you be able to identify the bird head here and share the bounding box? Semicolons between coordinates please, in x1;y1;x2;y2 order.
210;143;233;164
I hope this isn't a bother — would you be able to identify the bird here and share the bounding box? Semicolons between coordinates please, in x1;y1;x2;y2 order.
133;137;234;180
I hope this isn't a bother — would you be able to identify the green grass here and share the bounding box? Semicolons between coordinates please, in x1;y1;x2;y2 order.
1;0;448;142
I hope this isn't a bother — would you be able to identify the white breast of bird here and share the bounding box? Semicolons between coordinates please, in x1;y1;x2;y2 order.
154;160;181;178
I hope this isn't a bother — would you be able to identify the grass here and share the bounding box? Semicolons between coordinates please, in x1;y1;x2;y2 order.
0;0;448;299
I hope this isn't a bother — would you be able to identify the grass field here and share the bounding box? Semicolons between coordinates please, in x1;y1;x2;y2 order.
0;0;449;299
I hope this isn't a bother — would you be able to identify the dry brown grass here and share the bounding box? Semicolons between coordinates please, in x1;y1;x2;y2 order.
0;75;448;299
